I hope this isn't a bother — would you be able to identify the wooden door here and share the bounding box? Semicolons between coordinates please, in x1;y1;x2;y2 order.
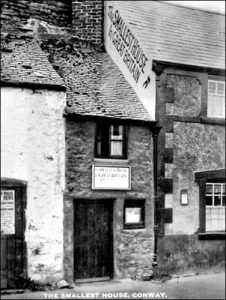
1;186;26;289
74;200;113;281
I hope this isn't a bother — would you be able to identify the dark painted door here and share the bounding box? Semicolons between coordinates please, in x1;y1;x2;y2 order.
1;187;26;289
74;200;113;281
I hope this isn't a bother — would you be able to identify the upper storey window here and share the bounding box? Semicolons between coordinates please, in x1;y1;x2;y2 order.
95;123;127;159
207;80;225;118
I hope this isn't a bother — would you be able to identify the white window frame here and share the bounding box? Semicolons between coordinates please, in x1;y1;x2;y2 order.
205;183;225;232
110;125;123;156
207;80;225;118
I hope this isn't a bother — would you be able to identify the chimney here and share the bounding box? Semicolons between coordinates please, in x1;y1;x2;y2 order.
72;0;104;46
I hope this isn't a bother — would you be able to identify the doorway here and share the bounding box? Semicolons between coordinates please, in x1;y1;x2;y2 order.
74;199;113;282
1;179;27;289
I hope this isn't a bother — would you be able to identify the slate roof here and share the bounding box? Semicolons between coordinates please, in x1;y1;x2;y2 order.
114;1;225;69
46;42;153;122
1;34;65;89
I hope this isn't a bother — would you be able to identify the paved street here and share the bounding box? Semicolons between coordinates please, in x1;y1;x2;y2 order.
1;271;225;299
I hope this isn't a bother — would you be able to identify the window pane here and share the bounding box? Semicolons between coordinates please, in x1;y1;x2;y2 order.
214;184;221;194
206;184;213;194
207;95;225;118
223;184;225;206
110;141;123;156
206;196;213;206
110;125;124;156
208;81;216;94
95;123;110;157
111;125;123;139
113;125;120;136
206;207;225;231
97;141;101;156
214;195;221;206
222;196;225;206
125;207;141;223
217;82;225;95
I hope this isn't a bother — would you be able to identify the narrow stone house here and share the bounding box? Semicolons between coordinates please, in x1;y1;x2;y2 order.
1;33;66;287
104;1;225;274
40;36;158;282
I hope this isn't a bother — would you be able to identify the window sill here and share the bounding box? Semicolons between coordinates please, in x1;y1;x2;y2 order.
123;225;145;230
201;116;225;125
93;158;129;166
198;232;225;240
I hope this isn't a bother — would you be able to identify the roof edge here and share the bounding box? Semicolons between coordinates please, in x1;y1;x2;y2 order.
64;109;156;127
152;60;225;76
0;80;66;91
161;1;225;16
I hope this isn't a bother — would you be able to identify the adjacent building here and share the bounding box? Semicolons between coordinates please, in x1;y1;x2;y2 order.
104;0;225;274
105;1;225;272
1;33;66;287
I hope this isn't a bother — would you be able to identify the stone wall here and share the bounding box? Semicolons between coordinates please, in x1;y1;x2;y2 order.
155;66;225;273
166;74;201;117
157;235;225;275
156;68;225;235
64;119;154;282
1;0;72;28
1;86;66;283
166;122;225;235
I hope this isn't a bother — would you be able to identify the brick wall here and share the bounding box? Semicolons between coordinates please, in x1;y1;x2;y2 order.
72;0;104;45
1;0;104;45
1;0;72;27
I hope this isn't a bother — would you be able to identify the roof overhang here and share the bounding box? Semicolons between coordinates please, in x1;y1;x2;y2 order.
0;81;66;91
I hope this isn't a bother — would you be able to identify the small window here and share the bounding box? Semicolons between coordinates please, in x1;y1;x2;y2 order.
205;183;225;232
124;199;145;229
207;80;225;118
95;123;127;159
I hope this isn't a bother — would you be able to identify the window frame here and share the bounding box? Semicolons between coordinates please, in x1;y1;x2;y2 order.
205;182;225;207
123;199;145;230
195;169;225;240
207;78;225;119
205;182;225;232
95;122;127;159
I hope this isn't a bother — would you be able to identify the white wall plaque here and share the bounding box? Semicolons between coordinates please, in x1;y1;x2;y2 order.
92;165;131;190
180;189;188;205
1;190;15;235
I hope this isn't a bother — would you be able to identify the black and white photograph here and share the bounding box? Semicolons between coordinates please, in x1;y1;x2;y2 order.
1;1;225;299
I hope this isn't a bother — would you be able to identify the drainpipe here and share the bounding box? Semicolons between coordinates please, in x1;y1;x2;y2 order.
152;125;161;271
